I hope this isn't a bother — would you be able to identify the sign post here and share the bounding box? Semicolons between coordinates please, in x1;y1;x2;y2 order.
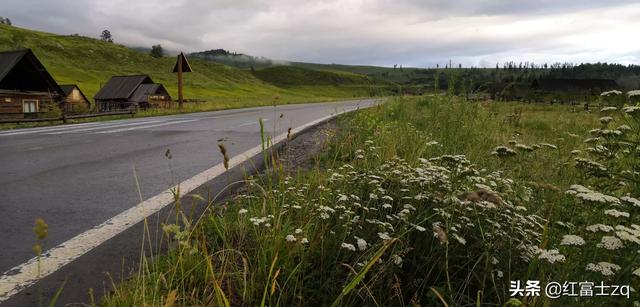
173;52;192;108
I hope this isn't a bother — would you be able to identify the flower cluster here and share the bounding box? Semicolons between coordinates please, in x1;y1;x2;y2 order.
550;106;640;281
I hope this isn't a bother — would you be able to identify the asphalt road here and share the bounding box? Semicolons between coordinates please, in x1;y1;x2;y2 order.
0;99;376;304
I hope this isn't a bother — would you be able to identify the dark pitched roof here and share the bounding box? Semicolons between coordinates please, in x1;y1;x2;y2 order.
130;83;170;103
59;84;89;102
0;49;28;81
172;53;192;73
94;75;153;100
59;84;77;96
0;49;63;95
532;78;618;91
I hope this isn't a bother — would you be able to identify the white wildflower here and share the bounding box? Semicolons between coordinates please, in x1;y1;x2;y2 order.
295;228;303;234
338;194;348;202
369;193;378;200
633;267;640;277
599;116;614;124
356;238;368;251
626;90;640;97
616;231;640;245
452;233;467;245
560;235;585;246
597;236;624;250
492;146;516;157
617;124;632;131
415;225;426;232
403;204;416;211
540;143;558;149
600;90;622;97
538;249;566;264
586;262;621;276
515;144;534;152
567;185;620;205
378;232;392;241
341;243;356;251
604;209;630;218
238;209;248;215
586;224;614;233
392;254;403;265
621;196;640;208
285;235;297;242
570;150;581;155
300;237;309;244
382;203;392;209
623;106;640;116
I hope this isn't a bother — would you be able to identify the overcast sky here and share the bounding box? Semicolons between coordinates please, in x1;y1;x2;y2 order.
3;0;639;67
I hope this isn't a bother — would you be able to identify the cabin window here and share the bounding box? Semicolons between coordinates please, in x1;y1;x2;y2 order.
23;99;38;113
3;98;10;103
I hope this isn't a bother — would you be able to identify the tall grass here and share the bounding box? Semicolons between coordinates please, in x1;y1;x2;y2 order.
101;97;638;306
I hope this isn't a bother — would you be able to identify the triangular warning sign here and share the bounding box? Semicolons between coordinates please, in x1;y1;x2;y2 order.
172;52;192;73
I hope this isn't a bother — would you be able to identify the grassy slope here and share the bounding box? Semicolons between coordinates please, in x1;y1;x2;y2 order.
252;66;398;97
252;66;376;87
293;62;432;84
0;24;376;108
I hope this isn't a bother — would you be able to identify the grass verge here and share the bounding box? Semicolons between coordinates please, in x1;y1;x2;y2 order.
101;96;639;306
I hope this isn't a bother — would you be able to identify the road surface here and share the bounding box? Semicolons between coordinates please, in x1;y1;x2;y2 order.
0;99;376;305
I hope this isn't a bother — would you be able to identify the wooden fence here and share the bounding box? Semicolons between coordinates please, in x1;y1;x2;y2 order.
0;110;136;124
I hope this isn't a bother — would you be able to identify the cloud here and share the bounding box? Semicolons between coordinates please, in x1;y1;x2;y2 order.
2;0;639;67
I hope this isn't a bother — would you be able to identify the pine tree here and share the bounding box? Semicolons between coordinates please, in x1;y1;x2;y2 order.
150;44;164;58
100;30;113;43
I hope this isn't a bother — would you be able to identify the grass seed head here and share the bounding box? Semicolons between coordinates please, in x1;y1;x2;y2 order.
33;218;48;241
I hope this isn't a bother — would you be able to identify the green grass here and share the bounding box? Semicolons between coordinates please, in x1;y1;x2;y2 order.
0;24;385;115
97;97;639;306
252;66;385;87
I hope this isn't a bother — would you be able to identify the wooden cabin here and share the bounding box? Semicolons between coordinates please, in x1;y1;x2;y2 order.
59;84;90;113
0;49;64;118
94;75;172;111
130;83;172;108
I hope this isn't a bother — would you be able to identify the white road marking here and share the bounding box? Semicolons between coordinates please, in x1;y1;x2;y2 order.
94;119;200;134
0;101;374;302
0;119;165;136
43;120;166;135
237;118;270;127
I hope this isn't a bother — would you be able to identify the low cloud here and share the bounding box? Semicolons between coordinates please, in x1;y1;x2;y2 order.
2;0;639;67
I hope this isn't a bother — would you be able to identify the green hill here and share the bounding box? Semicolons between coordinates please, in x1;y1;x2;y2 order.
0;24;383;110
188;48;430;85
252;66;375;87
